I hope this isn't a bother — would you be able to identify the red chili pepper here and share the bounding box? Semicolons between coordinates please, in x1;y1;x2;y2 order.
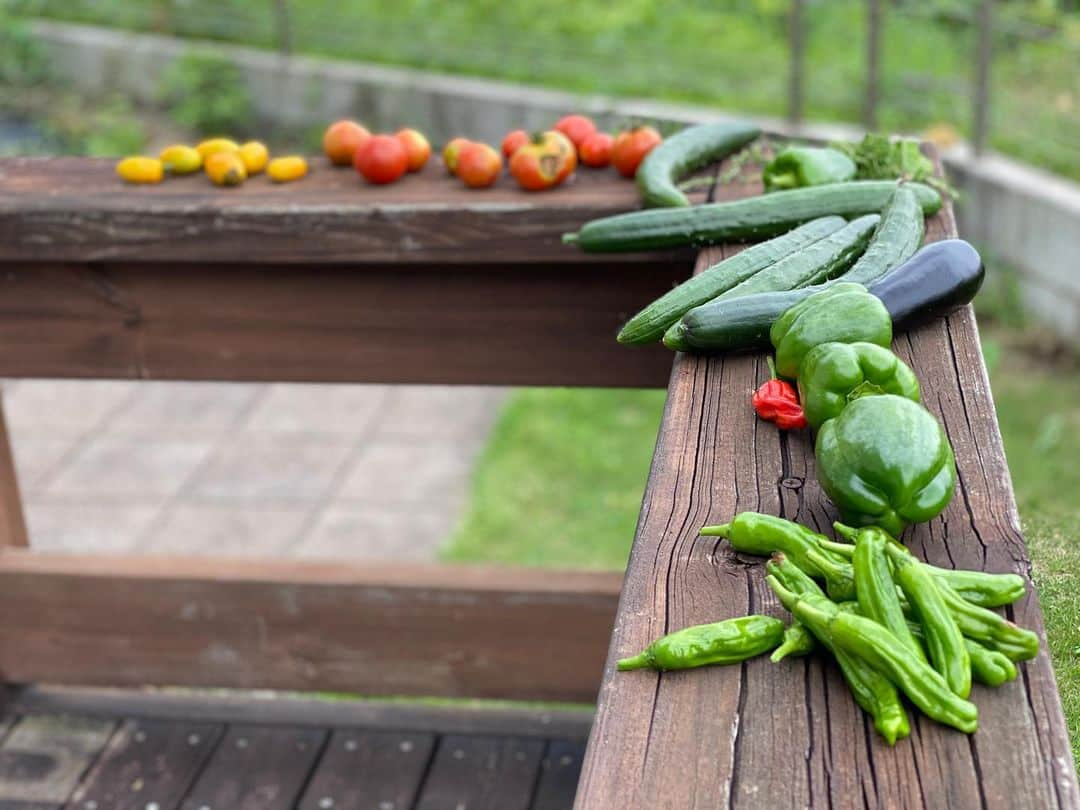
752;357;807;430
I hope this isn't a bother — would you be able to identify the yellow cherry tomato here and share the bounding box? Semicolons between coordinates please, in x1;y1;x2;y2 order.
116;156;164;184
204;151;247;187
238;141;269;174
196;137;240;159
267;156;308;183
159;144;202;175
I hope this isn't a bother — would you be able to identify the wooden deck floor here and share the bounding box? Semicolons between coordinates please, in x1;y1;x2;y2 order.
0;688;591;810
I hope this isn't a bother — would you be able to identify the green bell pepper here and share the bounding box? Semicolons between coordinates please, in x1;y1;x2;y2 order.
763;146;857;192
815;394;956;536
770;283;893;379
797;341;921;429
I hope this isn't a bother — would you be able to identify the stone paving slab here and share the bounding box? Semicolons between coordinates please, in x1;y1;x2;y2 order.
2;380;506;560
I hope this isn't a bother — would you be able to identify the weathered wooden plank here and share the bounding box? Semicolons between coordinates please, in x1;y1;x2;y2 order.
530;738;585;810
0;395;27;548
179;725;325;810
0;553;620;701
0;157;696;265
414;735;545;810
10;686;593;740
0;261;680;387
0;716;113;806
67;719;223;810
297;729;435;810
576;186;1079;807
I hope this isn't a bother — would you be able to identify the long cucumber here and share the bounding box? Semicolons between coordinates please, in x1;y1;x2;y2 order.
636;121;761;208
563;181;941;253
616;216;845;345
662;214;880;350
676;186;930;352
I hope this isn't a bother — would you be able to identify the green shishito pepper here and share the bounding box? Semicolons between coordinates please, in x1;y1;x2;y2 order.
617;615;784;672
815;395;957;536
852;526;926;663
768;578;979;734
770;283;893;379
699;511;855;600
797;341;921;429
763;146;857;192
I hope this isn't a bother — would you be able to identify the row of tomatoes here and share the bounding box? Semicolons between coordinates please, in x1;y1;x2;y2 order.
321;114;664;191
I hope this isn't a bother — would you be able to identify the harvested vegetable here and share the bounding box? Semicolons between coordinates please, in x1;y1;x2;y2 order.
159;144;202;175
196;137;240;159
770;283;892;379
267;156;308;183
238;141;269;175
763;146;855;191
611;126;662;179
116;156;164;184
579;131;614;168
323;120;370;166
853;525;926;662
636;121;761;207
204;151;246;187
554;114;597;150
617;615;784;672
752;357;807;430
396;128;431;173
815;395;956;536
355;134;409;184
797;341;921;429
510;130;576;190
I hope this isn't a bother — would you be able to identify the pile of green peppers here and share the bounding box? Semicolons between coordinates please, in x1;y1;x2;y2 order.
770;283;956;535
618;513;1036;743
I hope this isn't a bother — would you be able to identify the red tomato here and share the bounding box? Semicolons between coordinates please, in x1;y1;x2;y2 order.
323;120;371;166
395;128;431;172
554;114;597;149
612;126;662;178
501;129;529;159
509;130;577;191
442;137;471;175
354;134;409;184
579;131;614;168
457;142;503;188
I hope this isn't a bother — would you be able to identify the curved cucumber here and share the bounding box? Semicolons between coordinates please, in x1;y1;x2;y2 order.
617;216;845;345
843;185;924;284
563;181;941;253
678;239;981;353
636;121;761;208
662;214;880;350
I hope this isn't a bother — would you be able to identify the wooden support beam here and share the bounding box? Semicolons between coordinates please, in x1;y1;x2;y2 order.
0;396;27;549
0;551;622;702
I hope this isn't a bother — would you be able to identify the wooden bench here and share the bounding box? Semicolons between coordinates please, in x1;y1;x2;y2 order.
0;154;1074;808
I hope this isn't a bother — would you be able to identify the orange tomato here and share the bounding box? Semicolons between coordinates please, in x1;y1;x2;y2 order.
501;129;529;159
554;114;597;149
323;120;371;166
612;126;663;178
457;142;502;188
509;130;577;191
442;137;471;175
579;131;614;168
354;134;409;184
396;128;431;172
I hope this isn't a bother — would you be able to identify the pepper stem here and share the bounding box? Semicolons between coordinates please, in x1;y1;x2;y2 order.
833;522;859;541
766;355;778;380
698;523;731;537
616;651;653;671
817;538;856;558
561;233;579;245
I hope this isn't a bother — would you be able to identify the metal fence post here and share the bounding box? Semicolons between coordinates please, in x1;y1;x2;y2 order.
788;0;805;127
973;0;993;156
865;0;881;130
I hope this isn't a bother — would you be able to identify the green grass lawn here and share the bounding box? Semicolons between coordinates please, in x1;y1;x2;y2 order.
12;0;1080;179
444;325;1080;759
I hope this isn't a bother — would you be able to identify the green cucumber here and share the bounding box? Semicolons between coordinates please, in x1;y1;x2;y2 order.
617;216;845;345
636;121;761;208
842;185;924;283
662;214;880;350
563;181;941;253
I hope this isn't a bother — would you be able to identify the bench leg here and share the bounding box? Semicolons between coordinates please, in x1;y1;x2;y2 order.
0;391;28;549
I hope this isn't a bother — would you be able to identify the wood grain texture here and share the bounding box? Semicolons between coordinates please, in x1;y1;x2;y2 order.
414;735;545;810
0;260;681;387
0;553;621;701
179;725;325;810
576;195;1080;807
0;396;27;549
297;730;435;810
0;157;699;265
67;719;222;810
0;716;113;805
531;739;586;810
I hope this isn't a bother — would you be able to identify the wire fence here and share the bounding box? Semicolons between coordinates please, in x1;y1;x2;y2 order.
5;0;1080;178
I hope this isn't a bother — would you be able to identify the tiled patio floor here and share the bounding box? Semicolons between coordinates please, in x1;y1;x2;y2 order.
2;380;506;560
